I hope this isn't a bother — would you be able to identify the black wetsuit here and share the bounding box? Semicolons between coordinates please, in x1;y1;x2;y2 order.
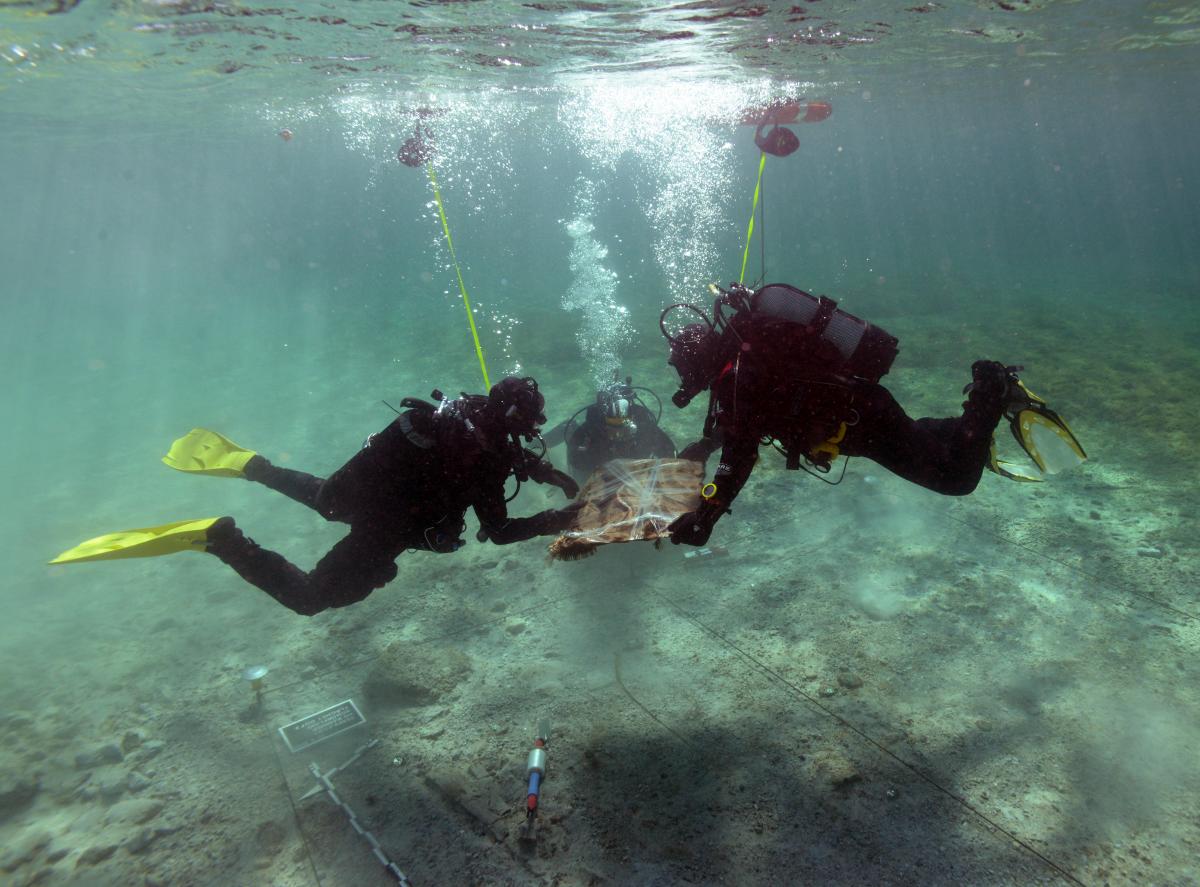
674;355;1005;543
208;399;569;615
565;403;676;480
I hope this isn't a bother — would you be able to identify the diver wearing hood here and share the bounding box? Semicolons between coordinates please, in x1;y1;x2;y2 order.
662;283;1082;546
173;377;577;615
543;371;676;481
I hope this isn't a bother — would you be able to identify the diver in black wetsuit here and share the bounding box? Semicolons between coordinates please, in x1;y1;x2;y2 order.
544;373;676;481
661;283;1018;546
207;377;580;615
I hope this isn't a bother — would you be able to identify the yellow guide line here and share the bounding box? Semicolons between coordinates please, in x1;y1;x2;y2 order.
426;163;490;390
738;152;768;285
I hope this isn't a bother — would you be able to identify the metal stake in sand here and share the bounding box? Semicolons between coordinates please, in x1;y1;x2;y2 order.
242;665;269;706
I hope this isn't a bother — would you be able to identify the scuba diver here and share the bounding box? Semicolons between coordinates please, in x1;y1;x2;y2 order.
51;377;581;616
662;283;1086;546
543;372;676;481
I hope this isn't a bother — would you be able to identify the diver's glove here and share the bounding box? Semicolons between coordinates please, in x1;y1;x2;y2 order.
963;361;1022;404
668;511;712;546
477;501;583;544
678;437;720;465
667;500;727;547
526;458;580;499
545;500;585;533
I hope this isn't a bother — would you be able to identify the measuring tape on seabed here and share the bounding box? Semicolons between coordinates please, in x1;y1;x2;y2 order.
304;739;413;885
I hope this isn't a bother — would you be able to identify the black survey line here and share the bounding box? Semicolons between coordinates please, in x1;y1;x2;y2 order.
650;584;1088;887
941;510;1197;623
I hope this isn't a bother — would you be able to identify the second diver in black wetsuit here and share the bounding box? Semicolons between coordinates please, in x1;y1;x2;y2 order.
661;282;1078;547
197;377;579;614
543;372;676;481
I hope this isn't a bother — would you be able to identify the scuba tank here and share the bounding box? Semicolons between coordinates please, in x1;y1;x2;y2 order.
661;282;900;407
743;283;899;382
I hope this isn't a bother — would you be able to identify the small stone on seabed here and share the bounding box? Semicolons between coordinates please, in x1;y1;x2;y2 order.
813;750;861;786
76;844;118;866
0;829;51;872
125;828;158;855
0;773;41;821
105;798;163;827
837;671;863;689
121;730;144;753
134;741;165;763
96;774;126;803
75;743;124;770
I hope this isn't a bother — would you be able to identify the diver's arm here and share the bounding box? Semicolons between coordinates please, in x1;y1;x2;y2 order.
678;435;720;463
478;508;577;545
522;450;580;498
472;482;576;545
706;433;759;514
668;432;758;546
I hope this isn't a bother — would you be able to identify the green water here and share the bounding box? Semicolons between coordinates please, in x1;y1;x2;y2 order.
2;2;1198;885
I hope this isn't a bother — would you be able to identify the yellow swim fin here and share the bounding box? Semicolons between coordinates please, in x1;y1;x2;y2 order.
163;428;256;477
1011;401;1087;475
987;381;1087;482
50;517;223;564
987;440;1042;483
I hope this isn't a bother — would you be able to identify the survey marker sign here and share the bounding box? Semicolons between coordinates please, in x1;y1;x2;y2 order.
279;699;366;753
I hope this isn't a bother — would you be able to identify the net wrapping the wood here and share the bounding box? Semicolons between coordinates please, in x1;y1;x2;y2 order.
547;458;703;560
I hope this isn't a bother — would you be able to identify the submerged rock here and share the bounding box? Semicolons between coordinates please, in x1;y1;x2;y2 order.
125;825;179;856
95;773;127;804
126;771;153;793
0;712;35;732
255;819;287;857
21;865;54;885
105;798;163;827
133;740;166;764
76;843;118;866
812;750;862;788
125;828;158;855
121;730;145;754
836;671;864;690
0;773;41;822
74;743;123;770
0;829;51;873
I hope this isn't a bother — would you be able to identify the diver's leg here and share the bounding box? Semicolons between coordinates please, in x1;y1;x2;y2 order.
846;378;1003;496
243;456;326;512
206;518;404;616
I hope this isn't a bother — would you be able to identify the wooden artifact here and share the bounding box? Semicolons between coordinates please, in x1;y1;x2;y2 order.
548;458;703;560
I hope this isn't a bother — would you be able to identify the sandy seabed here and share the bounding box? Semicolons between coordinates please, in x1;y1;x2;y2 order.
3;298;1197;887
